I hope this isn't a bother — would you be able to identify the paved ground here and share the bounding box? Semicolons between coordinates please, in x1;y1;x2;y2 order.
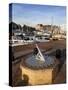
13;40;66;59
54;61;66;84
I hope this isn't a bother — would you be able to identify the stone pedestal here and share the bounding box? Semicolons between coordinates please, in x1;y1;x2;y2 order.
20;64;58;85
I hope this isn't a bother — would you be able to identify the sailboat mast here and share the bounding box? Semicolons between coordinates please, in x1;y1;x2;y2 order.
51;16;54;34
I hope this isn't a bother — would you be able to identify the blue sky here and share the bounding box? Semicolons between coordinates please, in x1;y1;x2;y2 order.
10;3;66;27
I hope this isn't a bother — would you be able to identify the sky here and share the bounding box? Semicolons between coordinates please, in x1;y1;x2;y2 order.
9;3;66;27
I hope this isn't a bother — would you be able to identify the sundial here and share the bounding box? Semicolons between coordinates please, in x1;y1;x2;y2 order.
25;44;55;68
20;44;58;85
